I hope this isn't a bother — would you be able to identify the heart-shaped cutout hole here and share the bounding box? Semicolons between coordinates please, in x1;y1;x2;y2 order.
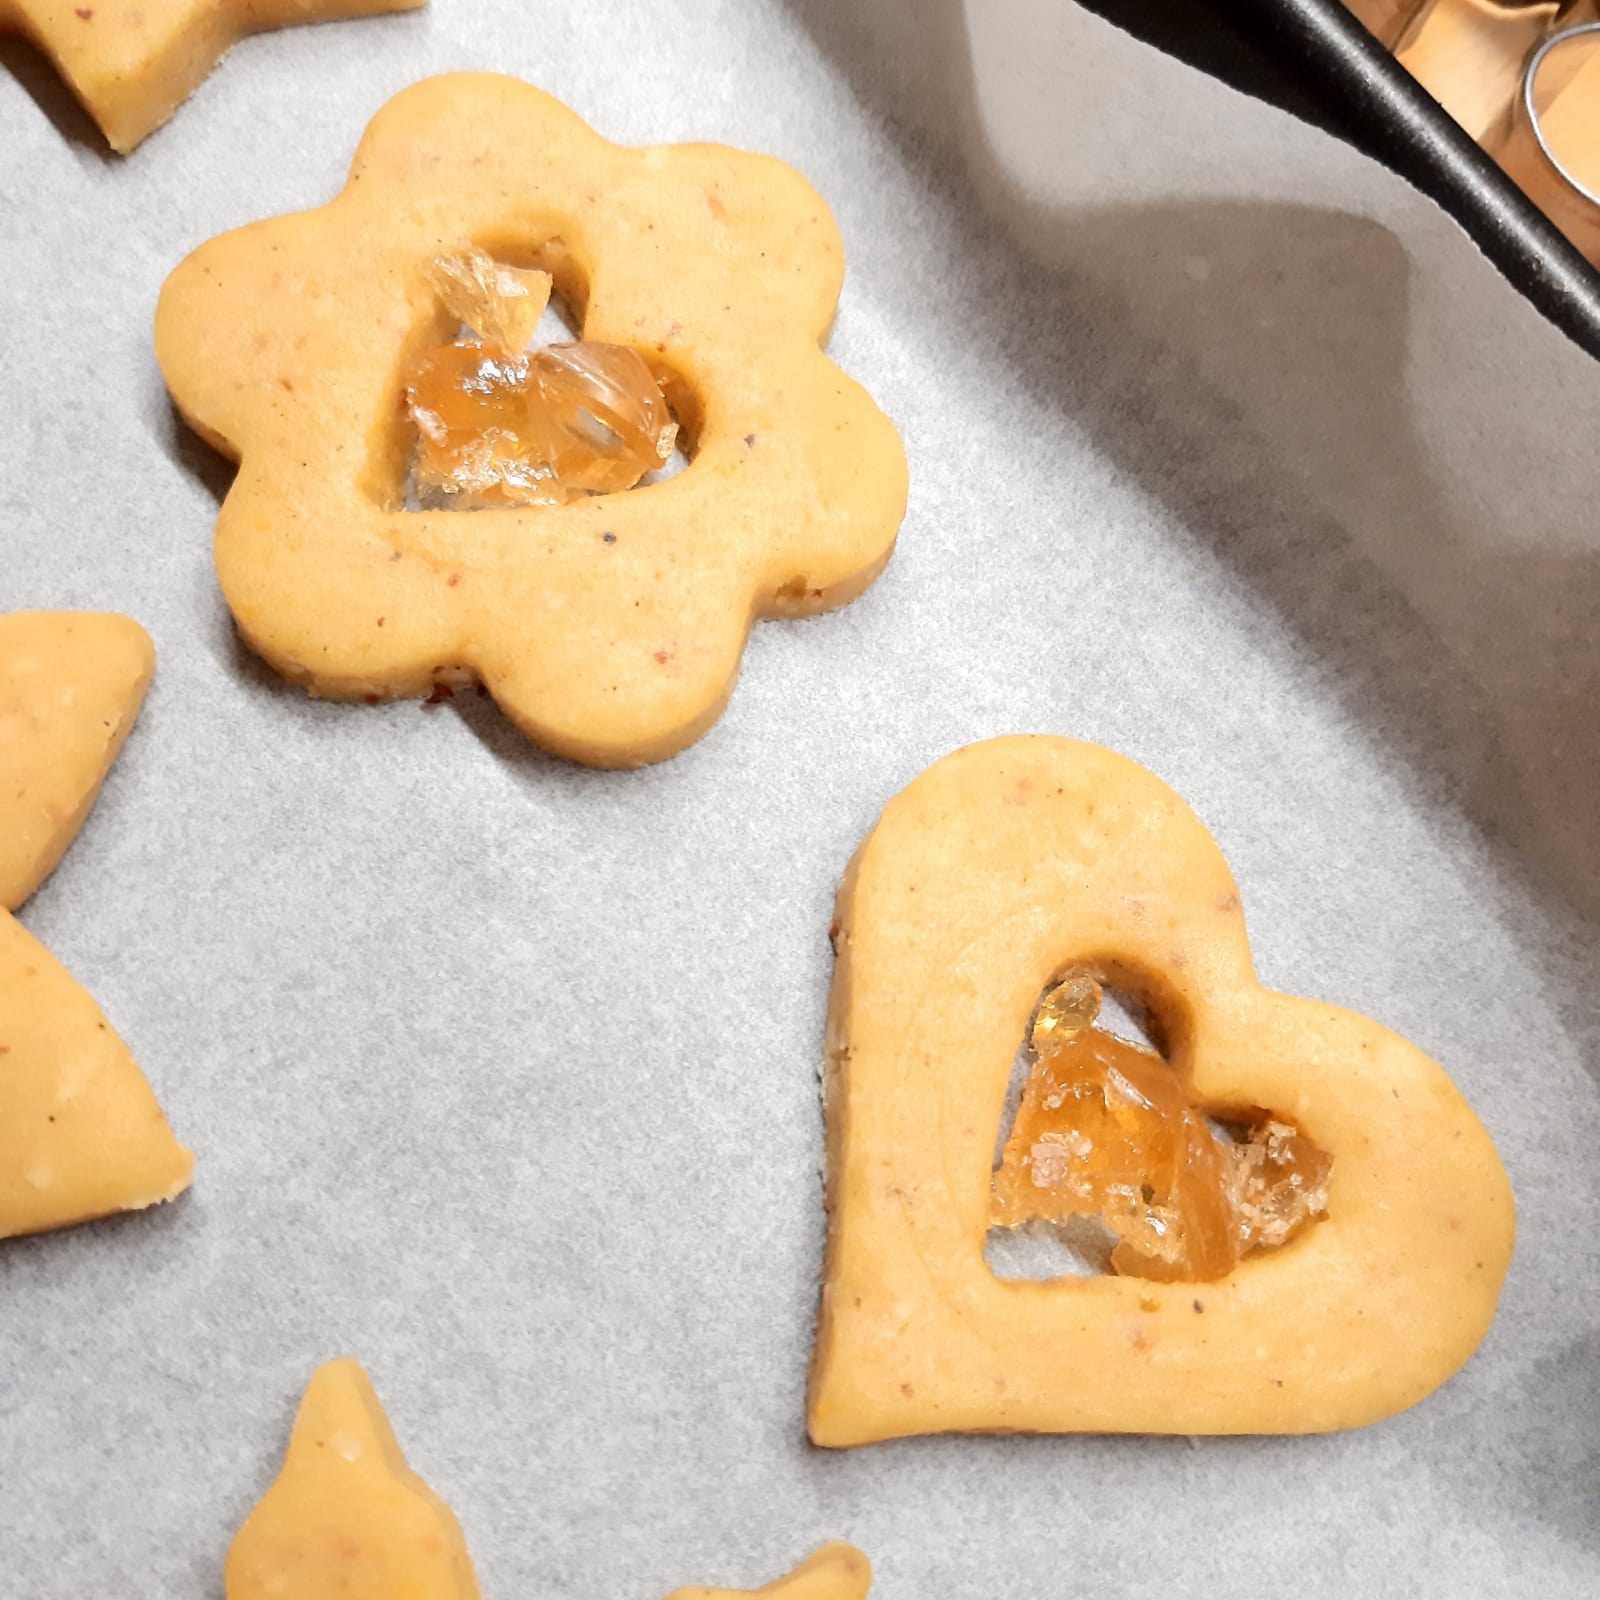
389;242;696;513
990;970;1332;1283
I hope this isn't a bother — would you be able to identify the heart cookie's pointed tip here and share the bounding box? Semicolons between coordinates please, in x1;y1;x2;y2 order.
0;609;155;911
811;735;1514;1442
226;1359;480;1600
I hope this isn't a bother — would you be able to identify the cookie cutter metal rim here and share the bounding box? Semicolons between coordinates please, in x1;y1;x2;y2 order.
1521;21;1600;207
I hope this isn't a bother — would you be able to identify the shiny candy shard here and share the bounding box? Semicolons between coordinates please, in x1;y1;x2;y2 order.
1029;971;1101;1053
402;250;679;510
426;246;552;356
534;341;679;491
993;975;1331;1282
405;344;563;506
1233;1118;1333;1252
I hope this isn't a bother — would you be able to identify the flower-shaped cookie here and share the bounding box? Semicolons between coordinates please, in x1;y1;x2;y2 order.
156;74;908;767
0;0;424;152
809;737;1514;1444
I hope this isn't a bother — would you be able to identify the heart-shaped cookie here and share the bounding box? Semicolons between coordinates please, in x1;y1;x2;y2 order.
808;737;1514;1444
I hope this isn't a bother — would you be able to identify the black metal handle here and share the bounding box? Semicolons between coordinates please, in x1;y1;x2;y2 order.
1076;0;1600;360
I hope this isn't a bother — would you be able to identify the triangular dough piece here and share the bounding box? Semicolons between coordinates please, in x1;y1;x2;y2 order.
0;610;154;911
0;0;426;153
226;1359;480;1600
0;910;193;1238
808;737;1515;1444
666;1544;872;1600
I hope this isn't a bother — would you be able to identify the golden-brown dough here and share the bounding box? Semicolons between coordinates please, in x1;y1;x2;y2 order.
229;1361;866;1600
0;0;425;153
0;912;192;1237
666;1544;872;1600
226;1360;480;1600
809;736;1514;1444
0;609;153;911
0;609;191;1240
155;74;907;768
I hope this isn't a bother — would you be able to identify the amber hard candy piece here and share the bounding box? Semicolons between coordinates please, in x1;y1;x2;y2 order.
1028;970;1098;1051
426;246;552;357
992;975;1331;1282
1234;1118;1333;1252
401;248;678;509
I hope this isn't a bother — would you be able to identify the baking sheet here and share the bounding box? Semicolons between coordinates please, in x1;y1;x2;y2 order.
2;0;1598;1594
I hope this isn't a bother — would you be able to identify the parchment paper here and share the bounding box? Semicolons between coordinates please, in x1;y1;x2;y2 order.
2;1;1597;1595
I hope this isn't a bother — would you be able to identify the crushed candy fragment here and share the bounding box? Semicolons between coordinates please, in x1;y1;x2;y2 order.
992;975;1331;1281
426;245;552;356
1029;971;1100;1053
1233;1118;1333;1252
401;249;678;510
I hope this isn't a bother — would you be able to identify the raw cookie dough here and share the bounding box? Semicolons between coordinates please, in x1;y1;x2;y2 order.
808;736;1514;1444
0;914;192;1236
230;1360;868;1600
155;73;908;768
0;609;153;907
0;611;191;1238
0;0;425;153
666;1544;872;1600
227;1359;480;1600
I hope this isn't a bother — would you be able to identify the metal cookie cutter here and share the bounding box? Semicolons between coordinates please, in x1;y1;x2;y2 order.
1488;19;1600;263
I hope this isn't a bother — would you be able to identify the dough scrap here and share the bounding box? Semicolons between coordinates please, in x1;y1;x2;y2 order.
0;610;191;1240
226;1359;480;1600
0;0;425;153
1;609;153;910
0;913;193;1237
666;1543;872;1600
229;1361;868;1600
